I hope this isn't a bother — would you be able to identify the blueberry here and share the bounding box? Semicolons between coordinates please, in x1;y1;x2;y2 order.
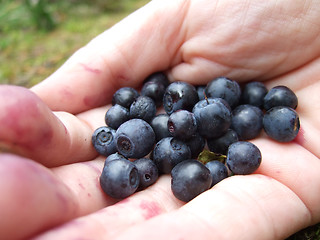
133;158;159;189
150;114;171;142
105;152;128;164
105;104;130;129
171;159;212;202
152;137;191;174
115;119;155;159
143;72;170;88
141;72;169;107
167;110;197;140
112;87;139;109
129;95;156;122
231;104;263;140
184;132;206;158
196;85;206;101
205;160;229;187
263;106;300;142
92;126;117;156
163;81;199;115
226;141;262;175
207;128;239;155
192;98;232;139
205;77;241;109
100;158;139;199
263;85;298;110
241;82;268;108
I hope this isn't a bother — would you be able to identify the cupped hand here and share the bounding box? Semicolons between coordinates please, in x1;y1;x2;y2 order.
1;0;320;239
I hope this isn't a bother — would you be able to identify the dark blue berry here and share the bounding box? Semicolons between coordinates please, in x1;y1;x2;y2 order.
231;104;263;140
141;72;169;107
205;160;229;187
105;104;130;129
100;158;140;199
163;81;199;115
205;77;241;109
105;152;128;164
92;126;117;156
167;110;197;140
196;85;206;101
152;137;191;174
171;159;212;202
184;132;206;158
143;72;170;88
263;86;298;110
226;141;262;175
115;119;155;159
192;98;232;139
241;81;268;108
133;158;159;189
150;114;171;142
207;128;239;155
129;95;156;122
263;106;300;142
112;87;139;109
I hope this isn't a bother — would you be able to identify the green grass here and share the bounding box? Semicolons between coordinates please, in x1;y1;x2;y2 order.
0;0;149;87
1;1;320;239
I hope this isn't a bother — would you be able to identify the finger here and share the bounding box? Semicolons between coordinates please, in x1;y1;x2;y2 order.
110;137;320;240
169;0;320;84
32;175;184;240
0;154;78;240
0;85;100;167
113;174;310;240
31;0;189;113
0;154;117;240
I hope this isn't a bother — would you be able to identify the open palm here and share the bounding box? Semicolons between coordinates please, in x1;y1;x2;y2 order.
1;0;320;239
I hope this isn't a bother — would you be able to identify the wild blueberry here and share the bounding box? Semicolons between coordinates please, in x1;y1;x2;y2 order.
112;87;139;109
241;81;268;108
129;95;156;122
152;137;191;174
231;104;263;140
207;128;239;155
196;85;206;101
100;158;140;199
184;132;206;158
150;114;171;142
205;160;229;187
143;72;170;88
171;159;212;202
105;152;128;164
163;81;199;115
92;126;117;156
263;106;300;142
205;77;241;109
167;110;197;140
192;98;232;139
115;119;155;159
105;104;130;129
141;72;169;107
133;158;159;190
263;85;298;110
226;141;262;175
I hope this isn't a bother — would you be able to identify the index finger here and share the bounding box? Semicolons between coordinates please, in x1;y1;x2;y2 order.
31;0;188;114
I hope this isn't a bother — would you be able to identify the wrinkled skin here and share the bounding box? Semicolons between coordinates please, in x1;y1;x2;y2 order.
1;0;320;239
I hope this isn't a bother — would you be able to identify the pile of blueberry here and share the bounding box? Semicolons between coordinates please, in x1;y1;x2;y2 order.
92;72;300;202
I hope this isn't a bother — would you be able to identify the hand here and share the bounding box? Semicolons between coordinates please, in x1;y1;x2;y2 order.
1;0;320;239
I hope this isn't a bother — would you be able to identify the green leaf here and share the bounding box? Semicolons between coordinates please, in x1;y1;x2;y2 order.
198;149;227;164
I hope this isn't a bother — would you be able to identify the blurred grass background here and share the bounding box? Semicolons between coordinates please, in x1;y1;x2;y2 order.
0;0;149;87
1;0;320;239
